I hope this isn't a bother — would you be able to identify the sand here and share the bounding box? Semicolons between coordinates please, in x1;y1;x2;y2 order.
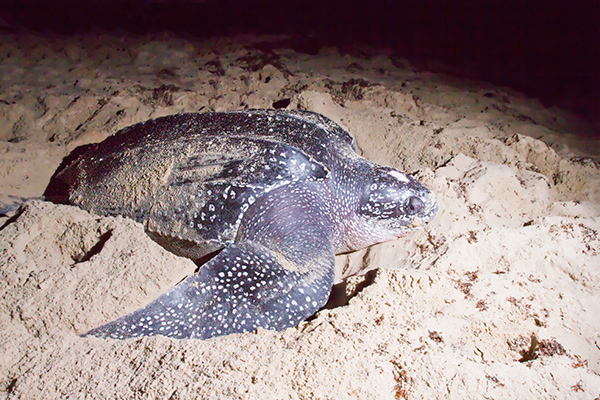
0;33;599;399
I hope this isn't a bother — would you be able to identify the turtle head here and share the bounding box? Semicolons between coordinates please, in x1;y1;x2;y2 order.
341;166;437;252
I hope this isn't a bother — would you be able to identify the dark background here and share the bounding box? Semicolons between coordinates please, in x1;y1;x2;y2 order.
1;0;598;125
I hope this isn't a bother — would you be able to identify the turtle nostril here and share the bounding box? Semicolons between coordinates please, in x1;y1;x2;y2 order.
406;196;424;215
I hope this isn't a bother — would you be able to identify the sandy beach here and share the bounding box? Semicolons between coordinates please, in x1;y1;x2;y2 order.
0;28;599;399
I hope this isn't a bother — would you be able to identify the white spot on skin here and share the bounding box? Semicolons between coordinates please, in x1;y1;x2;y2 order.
387;170;410;183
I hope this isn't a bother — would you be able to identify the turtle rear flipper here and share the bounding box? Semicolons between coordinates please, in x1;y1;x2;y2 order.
84;182;335;339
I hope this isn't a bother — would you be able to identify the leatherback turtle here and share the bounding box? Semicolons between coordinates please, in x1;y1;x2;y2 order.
45;109;437;340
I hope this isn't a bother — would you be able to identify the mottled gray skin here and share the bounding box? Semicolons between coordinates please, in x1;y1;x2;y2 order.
45;109;437;340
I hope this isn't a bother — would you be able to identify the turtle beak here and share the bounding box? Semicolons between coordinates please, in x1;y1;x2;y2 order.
421;192;438;222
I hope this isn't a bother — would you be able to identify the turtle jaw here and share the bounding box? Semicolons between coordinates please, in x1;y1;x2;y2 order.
336;210;430;253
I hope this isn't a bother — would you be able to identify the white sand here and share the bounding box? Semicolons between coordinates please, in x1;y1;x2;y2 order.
1;33;599;399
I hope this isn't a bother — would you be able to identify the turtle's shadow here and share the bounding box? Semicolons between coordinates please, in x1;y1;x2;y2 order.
320;269;378;311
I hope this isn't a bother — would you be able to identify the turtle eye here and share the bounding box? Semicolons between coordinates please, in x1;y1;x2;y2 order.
405;196;424;215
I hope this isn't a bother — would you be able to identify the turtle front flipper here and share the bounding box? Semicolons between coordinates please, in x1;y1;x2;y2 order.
84;181;335;340
84;243;334;339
